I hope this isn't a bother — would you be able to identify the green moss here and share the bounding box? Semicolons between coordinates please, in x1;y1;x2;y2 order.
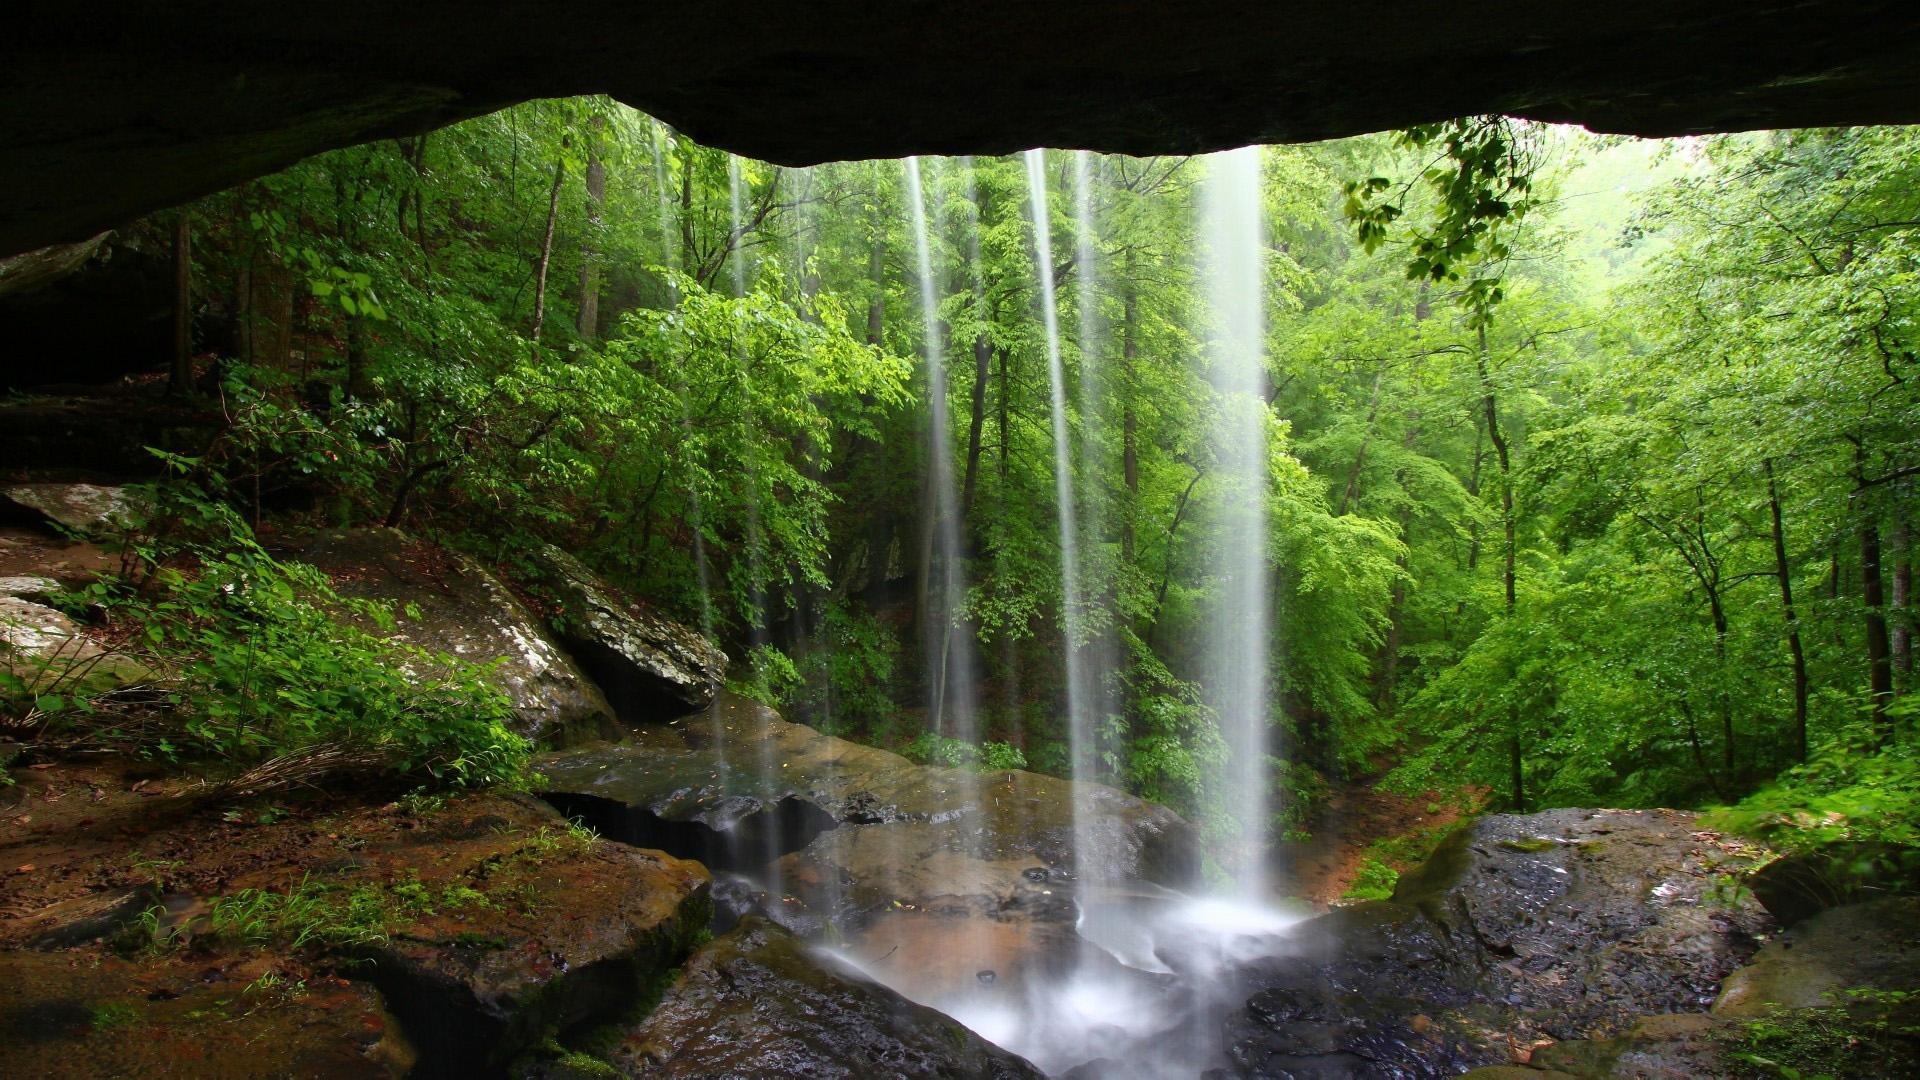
1497;837;1557;853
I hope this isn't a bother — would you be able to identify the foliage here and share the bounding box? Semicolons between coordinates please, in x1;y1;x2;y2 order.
125;93;1920;860
25;480;528;786
1342;857;1400;901
1707;717;1920;850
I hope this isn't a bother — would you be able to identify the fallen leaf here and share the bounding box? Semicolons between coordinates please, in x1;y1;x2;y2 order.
27;763;54;771
10;816;28;827
15;864;36;873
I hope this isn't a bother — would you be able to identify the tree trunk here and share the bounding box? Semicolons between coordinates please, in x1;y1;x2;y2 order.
577;116;605;342
1863;509;1896;745
1894;514;1912;694
530;158;566;351
1478;324;1521;809
997;339;1011;483
1764;459;1811;762
1337;361;1385;516
169;212;192;394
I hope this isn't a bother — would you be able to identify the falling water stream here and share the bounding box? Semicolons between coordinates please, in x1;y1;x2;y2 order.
683;146;1300;1079
1200;147;1273;898
1024;149;1100;906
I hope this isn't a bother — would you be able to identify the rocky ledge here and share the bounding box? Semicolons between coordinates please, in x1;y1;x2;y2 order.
0;763;710;1079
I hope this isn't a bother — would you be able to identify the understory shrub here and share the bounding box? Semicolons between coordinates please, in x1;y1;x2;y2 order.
4;477;528;787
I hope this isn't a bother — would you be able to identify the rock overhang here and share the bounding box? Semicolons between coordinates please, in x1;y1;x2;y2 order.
4;2;1920;255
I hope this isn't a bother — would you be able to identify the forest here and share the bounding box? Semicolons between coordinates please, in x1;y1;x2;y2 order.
63;109;1916;827
3;94;1918;1079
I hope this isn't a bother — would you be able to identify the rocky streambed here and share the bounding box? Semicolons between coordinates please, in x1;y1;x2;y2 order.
6;509;1918;1078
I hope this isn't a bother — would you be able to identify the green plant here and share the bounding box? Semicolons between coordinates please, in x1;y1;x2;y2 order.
56;479;532;787
90;1001;139;1031
979;741;1027;771
1343;857;1400;902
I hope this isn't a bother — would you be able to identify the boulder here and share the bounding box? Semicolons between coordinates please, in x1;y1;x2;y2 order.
1;594;154;699
2;483;140;536
1220;809;1772;1077
298;528;615;746
593;917;1044;1079
1715;896;1920;1017
0;233;108;298
352;803;714;1078
535;545;724;719
0;575;59;601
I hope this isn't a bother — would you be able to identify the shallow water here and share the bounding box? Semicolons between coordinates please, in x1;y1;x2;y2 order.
824;890;1309;1078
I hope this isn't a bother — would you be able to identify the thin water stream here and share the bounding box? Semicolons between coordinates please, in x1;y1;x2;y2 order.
682;145;1295;1079
1201;147;1273;898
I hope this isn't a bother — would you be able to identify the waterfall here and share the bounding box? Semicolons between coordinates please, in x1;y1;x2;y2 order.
1200;147;1272;899
727;153;780;889
904;157;977;745
1070;151;1120;781
1025;149;1099;896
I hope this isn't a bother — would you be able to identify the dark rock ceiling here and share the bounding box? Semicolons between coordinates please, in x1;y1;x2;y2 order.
5;2;1919;255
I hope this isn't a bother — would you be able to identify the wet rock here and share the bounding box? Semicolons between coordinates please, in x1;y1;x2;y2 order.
596;917;1044;1078
1;594;155;698
1222;809;1772;1077
534;545;725;719
2;482;140;536
541;693;1196;892
298;528;615;746
0;951;415;1078
1747;841;1920;927
363;836;712;1079
1715;896;1920;1017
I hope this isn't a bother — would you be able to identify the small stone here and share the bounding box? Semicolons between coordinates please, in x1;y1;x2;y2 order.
976;969;997;985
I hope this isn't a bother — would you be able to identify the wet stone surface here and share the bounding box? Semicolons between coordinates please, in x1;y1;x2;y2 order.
595;917;1044;1079
1219;809;1772;1077
534;545;726;720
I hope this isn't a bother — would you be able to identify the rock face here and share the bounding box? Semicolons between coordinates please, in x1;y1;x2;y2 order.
597;917;1044;1079
6;4;1920;260
1220;809;1771;1077
298;528;616;746
536;545;724;719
